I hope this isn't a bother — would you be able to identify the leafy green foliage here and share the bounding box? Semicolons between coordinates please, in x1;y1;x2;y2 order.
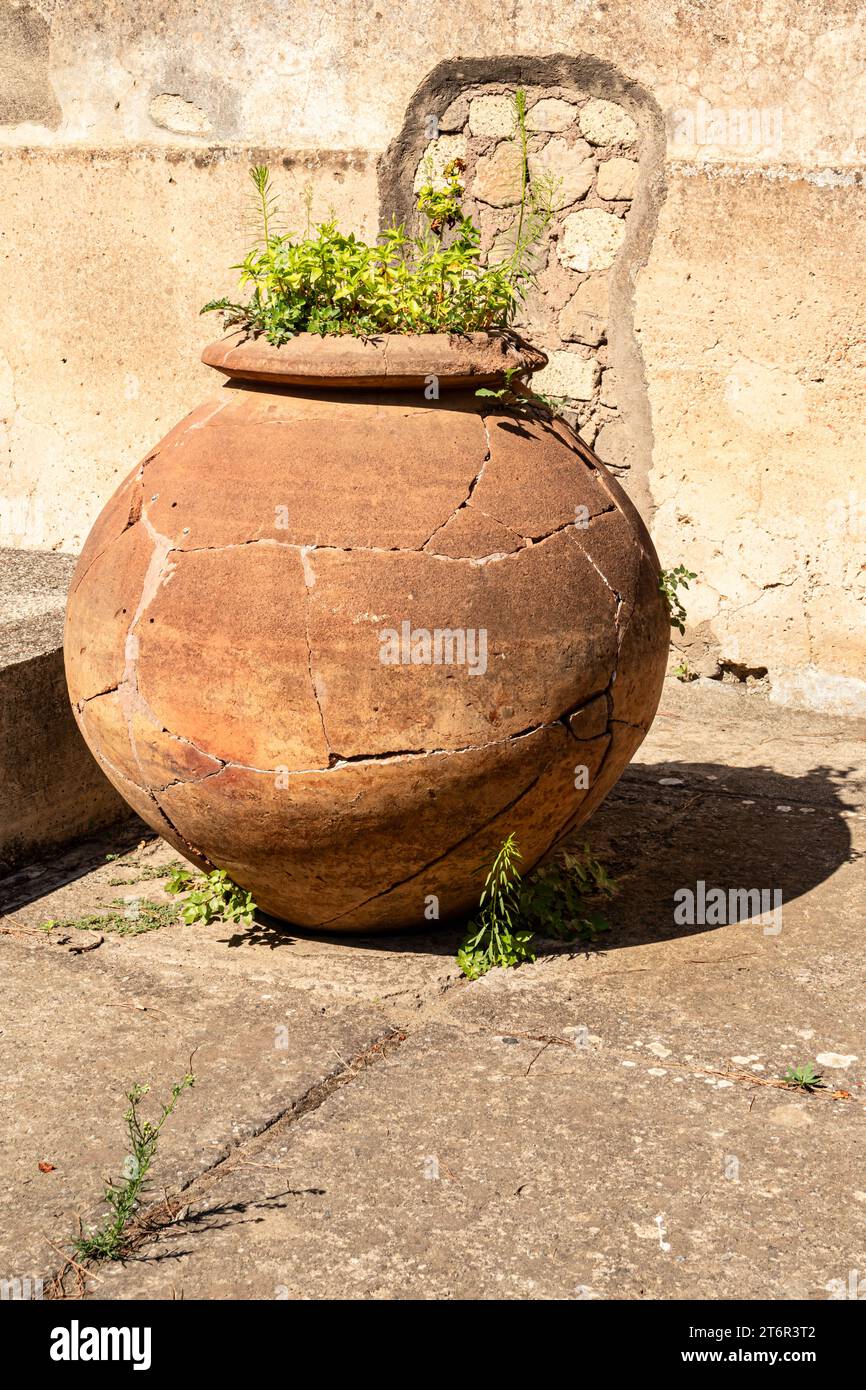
457;836;618;979
474;366;521;401
166;867;256;926
73;1071;195;1262
673;659;696;682
781;1062;826;1092
519;843;617;943
107;859;185;886
475;368;570;418
457;834;536;980
42;865;255;936
475;372;571;424
659;564;697;635
415;158;467;234
203;90;556;343
42;901;180;936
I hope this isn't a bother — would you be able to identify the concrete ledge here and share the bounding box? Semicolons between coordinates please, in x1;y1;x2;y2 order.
0;549;130;875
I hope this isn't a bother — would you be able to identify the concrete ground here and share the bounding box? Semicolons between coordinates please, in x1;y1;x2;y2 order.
1;678;864;1301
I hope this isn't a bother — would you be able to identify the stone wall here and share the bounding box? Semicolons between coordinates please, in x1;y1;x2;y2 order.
424;91;641;452
1;1;864;716
380;54;666;523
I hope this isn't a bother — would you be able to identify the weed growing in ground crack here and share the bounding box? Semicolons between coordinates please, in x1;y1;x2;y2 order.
42;864;256;935
165;867;256;926
106;859;185;886
72;1070;195;1262
41;902;180;936
457;835;618;979
457;833;535;980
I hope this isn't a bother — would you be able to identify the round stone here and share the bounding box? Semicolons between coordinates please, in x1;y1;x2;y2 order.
579;98;639;147
471;140;525;206
530;137;596;209
467;94;515;137
526;98;578;132
558;208;627;272
597;156;639;200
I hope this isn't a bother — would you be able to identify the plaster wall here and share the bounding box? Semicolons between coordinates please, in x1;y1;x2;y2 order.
1;1;864;713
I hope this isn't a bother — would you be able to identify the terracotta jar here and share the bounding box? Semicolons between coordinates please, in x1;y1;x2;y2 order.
64;332;669;931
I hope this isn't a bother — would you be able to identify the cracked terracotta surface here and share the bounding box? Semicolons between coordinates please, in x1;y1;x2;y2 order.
64;332;669;930
304;535;619;755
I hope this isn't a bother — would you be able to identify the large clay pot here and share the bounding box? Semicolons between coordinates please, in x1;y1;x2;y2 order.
65;332;669;931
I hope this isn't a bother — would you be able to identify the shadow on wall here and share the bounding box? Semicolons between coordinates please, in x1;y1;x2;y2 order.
377;54;668;521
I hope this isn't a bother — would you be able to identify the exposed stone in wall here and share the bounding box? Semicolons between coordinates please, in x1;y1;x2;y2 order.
466;94;513;137
0;3;60;128
597;156;638;200
149;93;212;137
579;98;639;148
413;134;467;192
558;208;626;272
532;137;596;208
533;351;599;402
526;98;578;133
560;275;608;344
467;137;523;205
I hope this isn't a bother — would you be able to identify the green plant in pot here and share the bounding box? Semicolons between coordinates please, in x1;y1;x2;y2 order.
203;91;555;343
64;91;670;933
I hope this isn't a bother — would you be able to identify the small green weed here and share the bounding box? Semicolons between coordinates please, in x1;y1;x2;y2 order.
475;365;522;401
673;660;696;683
457;834;536;980
781;1062;826;1093
659;564;697;635
73;1070;195;1262
165;867;256;926
42;866;255;935
476;366;570;418
457;835;617;979
42;901;180;936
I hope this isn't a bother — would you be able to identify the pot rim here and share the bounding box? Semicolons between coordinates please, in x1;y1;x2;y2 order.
201;329;548;390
